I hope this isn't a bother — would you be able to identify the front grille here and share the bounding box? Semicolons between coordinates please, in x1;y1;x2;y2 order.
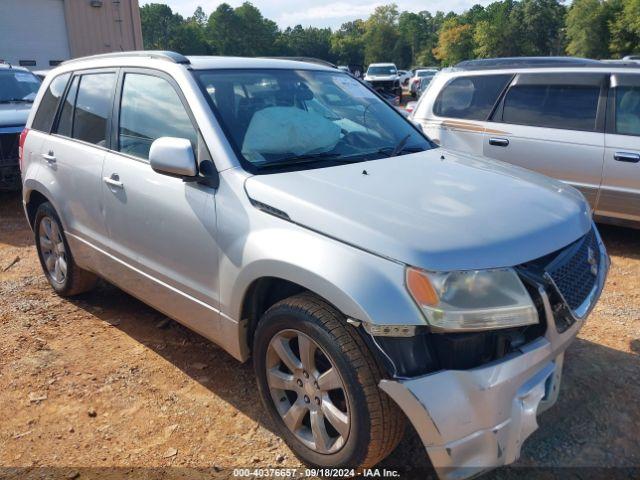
0;132;19;165
371;80;396;90
546;229;600;311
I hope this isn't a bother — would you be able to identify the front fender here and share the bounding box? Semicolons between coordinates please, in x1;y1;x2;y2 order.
216;169;425;333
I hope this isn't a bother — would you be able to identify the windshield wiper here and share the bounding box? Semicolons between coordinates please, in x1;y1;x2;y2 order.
377;134;425;158
256;152;343;169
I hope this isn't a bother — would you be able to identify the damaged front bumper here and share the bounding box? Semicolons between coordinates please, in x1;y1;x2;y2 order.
380;231;609;480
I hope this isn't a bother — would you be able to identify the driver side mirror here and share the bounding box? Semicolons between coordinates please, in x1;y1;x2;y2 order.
149;137;197;178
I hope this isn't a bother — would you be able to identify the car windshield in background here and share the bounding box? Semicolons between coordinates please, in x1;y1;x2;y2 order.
0;70;41;103
367;66;397;75
194;69;432;173
418;71;436;78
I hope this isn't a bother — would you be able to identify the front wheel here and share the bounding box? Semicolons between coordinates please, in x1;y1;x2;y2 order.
253;293;405;468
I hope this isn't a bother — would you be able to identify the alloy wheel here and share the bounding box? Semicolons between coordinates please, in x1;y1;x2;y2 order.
266;329;350;454
39;216;67;284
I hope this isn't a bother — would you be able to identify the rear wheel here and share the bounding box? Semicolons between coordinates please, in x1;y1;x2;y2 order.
34;202;97;296
253;293;405;468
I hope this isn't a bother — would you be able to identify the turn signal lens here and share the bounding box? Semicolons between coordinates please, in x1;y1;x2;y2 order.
406;267;439;306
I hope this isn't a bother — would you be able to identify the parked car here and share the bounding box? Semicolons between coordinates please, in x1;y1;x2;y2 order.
409;68;438;97
0;64;41;190
415;73;436;98
22;51;608;479
398;69;412;86
364;62;402;100
623;55;640;64
411;56;640;228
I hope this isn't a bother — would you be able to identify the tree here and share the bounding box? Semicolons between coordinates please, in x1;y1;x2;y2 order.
474;0;519;58
364;5;400;64
398;11;440;66
171;21;210;54
207;3;243;55
277;25;335;60
433;18;474;65
331;20;366;65
514;0;567;55
140;3;182;50
609;0;640;56
566;0;610;58
189;6;207;27
235;2;279;56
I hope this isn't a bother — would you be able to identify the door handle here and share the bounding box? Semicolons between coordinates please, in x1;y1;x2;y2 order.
489;137;510;147
41;152;56;163
103;174;124;189
613;152;640;163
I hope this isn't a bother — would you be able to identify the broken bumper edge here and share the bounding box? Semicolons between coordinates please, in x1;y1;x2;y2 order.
380;330;576;480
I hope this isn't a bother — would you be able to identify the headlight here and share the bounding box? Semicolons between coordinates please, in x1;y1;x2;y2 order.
406;267;538;331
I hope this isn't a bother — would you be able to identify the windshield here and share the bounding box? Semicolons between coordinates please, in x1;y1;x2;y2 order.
367;66;397;75
194;69;433;173
417;71;436;77
0;70;41;103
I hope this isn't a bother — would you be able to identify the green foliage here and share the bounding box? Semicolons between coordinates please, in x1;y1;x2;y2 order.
331;21;366;65
610;0;640;56
433;19;475;65
140;3;182;50
140;0;640;68
566;0;610;58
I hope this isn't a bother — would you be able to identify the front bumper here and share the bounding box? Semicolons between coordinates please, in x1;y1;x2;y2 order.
380;228;609;480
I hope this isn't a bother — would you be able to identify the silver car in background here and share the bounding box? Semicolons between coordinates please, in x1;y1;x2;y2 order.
411;57;640;228
20;52;608;479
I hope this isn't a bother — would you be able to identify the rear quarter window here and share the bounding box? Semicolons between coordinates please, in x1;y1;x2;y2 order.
433;74;512;120
32;73;70;132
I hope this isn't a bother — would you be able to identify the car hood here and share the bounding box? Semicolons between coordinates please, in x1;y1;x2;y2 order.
0;103;31;128
244;150;592;271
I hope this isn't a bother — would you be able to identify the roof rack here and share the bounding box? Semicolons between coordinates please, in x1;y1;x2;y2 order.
259;56;337;69
62;50;190;66
454;56;603;70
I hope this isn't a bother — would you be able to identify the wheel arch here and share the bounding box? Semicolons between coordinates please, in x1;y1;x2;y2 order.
24;187;53;230
238;273;366;358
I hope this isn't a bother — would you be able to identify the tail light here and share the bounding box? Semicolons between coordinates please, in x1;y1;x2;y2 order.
19;128;29;172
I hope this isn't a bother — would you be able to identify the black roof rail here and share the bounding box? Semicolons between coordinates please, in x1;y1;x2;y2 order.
62;50;190;66
259;56;337;69
454;56;604;70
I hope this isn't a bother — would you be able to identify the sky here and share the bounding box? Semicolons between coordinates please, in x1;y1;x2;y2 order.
141;0;493;29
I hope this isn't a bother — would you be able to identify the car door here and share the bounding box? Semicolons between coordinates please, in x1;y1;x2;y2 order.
598;73;640;223
38;70;116;265
100;68;222;342
483;72;607;207
416;73;514;155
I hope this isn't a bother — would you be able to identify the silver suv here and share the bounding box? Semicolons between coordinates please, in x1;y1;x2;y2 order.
21;52;608;479
410;57;640;228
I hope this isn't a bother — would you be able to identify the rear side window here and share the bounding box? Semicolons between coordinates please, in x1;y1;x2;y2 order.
72;73;116;146
56;76;79;138
501;84;600;132
32;73;70;132
433;75;512;120
118;73;196;160
615;86;640;136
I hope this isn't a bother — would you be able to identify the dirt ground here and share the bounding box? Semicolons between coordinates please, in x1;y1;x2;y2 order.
1;190;639;480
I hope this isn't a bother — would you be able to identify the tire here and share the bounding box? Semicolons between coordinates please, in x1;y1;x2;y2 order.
253;293;405;469
34;202;98;296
